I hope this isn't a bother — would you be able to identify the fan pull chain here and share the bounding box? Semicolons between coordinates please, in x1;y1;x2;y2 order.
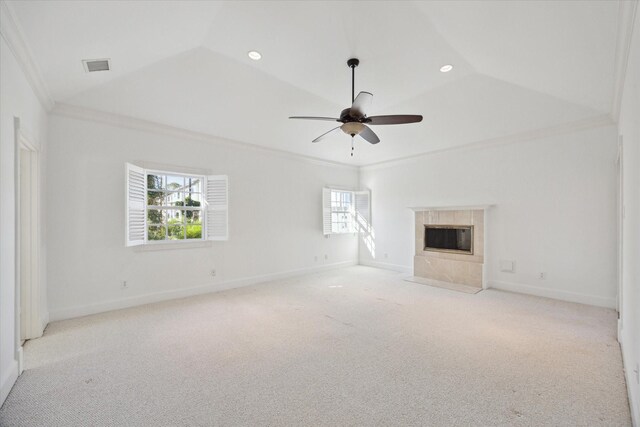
351;137;354;156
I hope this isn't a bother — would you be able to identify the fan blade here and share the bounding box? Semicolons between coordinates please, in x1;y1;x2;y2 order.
367;115;423;125
289;116;340;122
350;91;373;118
359;125;380;144
312;126;341;143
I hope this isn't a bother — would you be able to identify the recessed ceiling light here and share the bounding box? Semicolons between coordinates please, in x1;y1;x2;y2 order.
440;64;454;73
247;51;262;61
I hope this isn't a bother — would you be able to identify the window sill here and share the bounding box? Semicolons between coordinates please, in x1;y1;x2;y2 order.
134;240;213;252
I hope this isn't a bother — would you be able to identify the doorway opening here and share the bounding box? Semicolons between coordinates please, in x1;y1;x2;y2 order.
15;119;44;365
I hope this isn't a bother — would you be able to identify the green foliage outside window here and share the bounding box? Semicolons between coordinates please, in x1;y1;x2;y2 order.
146;174;203;241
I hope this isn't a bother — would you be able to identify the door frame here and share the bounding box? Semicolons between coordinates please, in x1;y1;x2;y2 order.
616;134;624;342
14;117;43;372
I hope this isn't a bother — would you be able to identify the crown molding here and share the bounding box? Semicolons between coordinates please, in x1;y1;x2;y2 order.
51;103;358;171
360;113;615;171
611;0;638;122
408;205;494;212
0;1;54;111
53;103;615;173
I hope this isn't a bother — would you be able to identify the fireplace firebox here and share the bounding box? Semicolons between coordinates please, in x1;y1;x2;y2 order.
424;225;474;255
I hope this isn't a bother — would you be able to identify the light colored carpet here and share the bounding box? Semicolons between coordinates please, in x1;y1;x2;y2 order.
404;276;482;294
0;266;630;426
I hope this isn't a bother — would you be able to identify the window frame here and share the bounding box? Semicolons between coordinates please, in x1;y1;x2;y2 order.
323;187;370;236
330;189;355;234
145;169;205;244
126;163;229;247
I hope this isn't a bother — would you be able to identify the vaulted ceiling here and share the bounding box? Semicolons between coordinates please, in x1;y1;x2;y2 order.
7;0;626;165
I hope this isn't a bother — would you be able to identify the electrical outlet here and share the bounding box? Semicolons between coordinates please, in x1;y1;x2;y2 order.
121;280;128;289
539;272;546;280
210;269;216;277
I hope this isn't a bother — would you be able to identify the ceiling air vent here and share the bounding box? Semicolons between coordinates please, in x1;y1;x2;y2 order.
82;58;110;73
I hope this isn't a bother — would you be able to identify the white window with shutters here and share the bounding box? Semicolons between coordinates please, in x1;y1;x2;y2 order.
205;175;228;241
322;187;370;235
125;163;228;246
126;164;146;246
354;190;371;232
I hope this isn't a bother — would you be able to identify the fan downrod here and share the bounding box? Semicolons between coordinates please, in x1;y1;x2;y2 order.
347;58;359;103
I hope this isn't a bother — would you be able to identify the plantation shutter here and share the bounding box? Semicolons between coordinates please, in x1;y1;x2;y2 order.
206;175;228;241
354;190;371;231
126;163;146;246
322;187;332;235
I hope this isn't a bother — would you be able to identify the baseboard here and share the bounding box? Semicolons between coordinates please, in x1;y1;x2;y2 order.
1;359;19;407
17;346;23;375
620;336;639;426
358;259;412;274
49;260;357;321
488;280;616;308
619;318;623;344
41;310;49;332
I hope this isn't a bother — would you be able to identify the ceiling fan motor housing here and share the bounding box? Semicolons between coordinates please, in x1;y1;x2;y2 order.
339;108;363;123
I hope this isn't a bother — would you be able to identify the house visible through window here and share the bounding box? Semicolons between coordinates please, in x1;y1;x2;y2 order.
146;172;204;241
126;163;229;246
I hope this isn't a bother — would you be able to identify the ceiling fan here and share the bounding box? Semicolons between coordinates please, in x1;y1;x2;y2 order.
289;58;423;155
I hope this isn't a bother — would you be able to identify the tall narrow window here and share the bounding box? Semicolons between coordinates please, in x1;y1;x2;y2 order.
331;189;354;233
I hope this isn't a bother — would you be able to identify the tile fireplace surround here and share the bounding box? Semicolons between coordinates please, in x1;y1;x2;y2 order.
411;207;489;288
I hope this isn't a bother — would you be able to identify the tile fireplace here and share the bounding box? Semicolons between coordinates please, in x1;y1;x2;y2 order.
410;206;490;288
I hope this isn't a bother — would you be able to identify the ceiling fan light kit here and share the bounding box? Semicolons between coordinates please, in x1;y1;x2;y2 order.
341;122;365;136
289;58;423;156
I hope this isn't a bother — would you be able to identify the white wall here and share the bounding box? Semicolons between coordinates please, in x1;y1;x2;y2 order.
619;7;640;425
46;112;359;320
359;124;618;308
0;36;48;404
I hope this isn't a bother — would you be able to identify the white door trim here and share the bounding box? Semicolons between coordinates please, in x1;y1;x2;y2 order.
616;135;623;342
14;117;43;373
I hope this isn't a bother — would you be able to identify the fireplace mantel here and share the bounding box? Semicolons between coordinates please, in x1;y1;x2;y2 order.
408;204;495;212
